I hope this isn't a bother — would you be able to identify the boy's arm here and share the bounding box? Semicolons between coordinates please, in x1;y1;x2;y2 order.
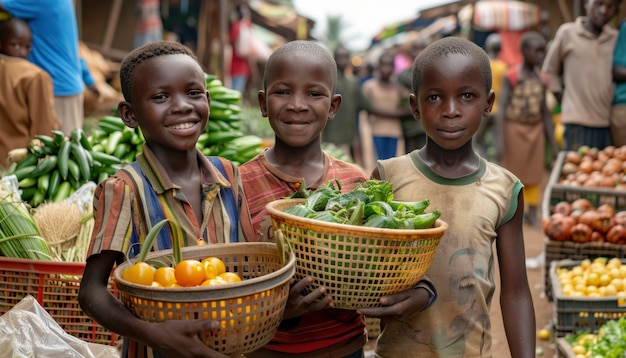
79;251;228;358
495;191;536;358
541;30;564;104
355;278;436;320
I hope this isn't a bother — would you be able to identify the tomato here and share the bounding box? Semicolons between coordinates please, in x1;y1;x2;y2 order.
122;262;155;286
154;266;177;287
219;272;242;284
202;257;226;275
175;259;206;287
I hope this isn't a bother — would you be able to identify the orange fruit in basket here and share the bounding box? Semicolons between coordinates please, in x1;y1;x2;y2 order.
202;257;226;275
219;272;242;283
154;267;177;287
175;259;206;287
122;262;155;286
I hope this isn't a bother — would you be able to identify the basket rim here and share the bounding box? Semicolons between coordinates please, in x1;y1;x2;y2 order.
113;242;295;300
266;198;448;238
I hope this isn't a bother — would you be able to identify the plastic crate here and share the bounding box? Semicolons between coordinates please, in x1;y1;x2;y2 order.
543;238;625;301
0;257;119;346
549;259;626;336
555;338;575;358
542;151;626;220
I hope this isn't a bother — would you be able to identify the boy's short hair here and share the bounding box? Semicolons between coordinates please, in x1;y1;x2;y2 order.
412;37;492;95
520;31;546;50
119;41;199;102
263;40;337;93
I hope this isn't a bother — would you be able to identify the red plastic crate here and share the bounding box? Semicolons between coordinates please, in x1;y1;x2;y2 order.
0;257;119;346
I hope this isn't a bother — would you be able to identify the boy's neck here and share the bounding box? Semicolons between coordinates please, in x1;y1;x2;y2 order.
418;141;481;179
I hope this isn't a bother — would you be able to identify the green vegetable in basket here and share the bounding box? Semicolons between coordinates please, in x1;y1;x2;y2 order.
285;179;441;229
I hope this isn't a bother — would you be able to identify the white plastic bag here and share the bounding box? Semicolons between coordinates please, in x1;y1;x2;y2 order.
0;295;119;358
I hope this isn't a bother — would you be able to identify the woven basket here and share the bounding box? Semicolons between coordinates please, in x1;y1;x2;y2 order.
266;198;447;309
114;242;295;356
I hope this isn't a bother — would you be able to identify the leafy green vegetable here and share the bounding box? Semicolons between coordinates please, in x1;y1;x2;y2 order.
284;179;440;229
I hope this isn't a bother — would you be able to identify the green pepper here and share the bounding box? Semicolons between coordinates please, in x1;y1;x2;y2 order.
389;199;430;214
409;209;441;229
364;214;397;228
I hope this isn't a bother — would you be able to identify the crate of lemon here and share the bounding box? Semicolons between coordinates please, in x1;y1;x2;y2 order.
114;219;296;356
550;257;626;337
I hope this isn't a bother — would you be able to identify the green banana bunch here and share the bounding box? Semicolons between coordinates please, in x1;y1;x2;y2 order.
4;128;123;208
199;74;263;165
88;115;144;164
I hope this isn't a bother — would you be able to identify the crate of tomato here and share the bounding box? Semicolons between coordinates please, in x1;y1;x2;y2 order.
542;147;626;221
542;197;626;300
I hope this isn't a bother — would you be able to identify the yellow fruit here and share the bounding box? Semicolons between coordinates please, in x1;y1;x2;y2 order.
537;328;551;340
219;272;242;284
202;257;226;275
154;267;177;287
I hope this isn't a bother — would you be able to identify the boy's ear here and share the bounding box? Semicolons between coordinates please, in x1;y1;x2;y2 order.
327;94;342;120
257;90;268;117
409;93;421;120
118;101;139;128
484;90;496;117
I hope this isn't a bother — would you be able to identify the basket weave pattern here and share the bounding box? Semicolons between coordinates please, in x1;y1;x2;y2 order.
114;242;295;356
266;199;447;309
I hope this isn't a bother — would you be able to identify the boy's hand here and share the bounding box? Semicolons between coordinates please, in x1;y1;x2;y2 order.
281;277;333;320
144;320;229;358
356;286;431;322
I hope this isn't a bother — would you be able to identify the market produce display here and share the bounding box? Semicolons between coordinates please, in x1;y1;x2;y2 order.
554;257;626;297
0;180;49;260
564;316;626;358
557;145;626;190
4;128;122;208
543;199;626;244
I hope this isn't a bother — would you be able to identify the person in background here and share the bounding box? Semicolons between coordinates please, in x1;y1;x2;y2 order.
0;0;91;134
228;2;252;98
611;17;626;147
241;40;436;358
372;36;535;357
542;0;620;151
397;36;431;153
362;52;406;161
78;41;256;358
133;0;163;48
322;45;373;165
496;31;558;227
474;33;508;161
0;17;59;169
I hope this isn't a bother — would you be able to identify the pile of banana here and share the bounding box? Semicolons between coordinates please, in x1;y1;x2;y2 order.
5;129;122;207
201;74;262;164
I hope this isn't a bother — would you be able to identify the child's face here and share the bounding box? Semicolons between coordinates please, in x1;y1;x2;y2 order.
0;22;32;58
523;39;546;67
378;55;394;80
119;54;209;153
586;0;619;29
410;53;494;151
258;54;341;148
